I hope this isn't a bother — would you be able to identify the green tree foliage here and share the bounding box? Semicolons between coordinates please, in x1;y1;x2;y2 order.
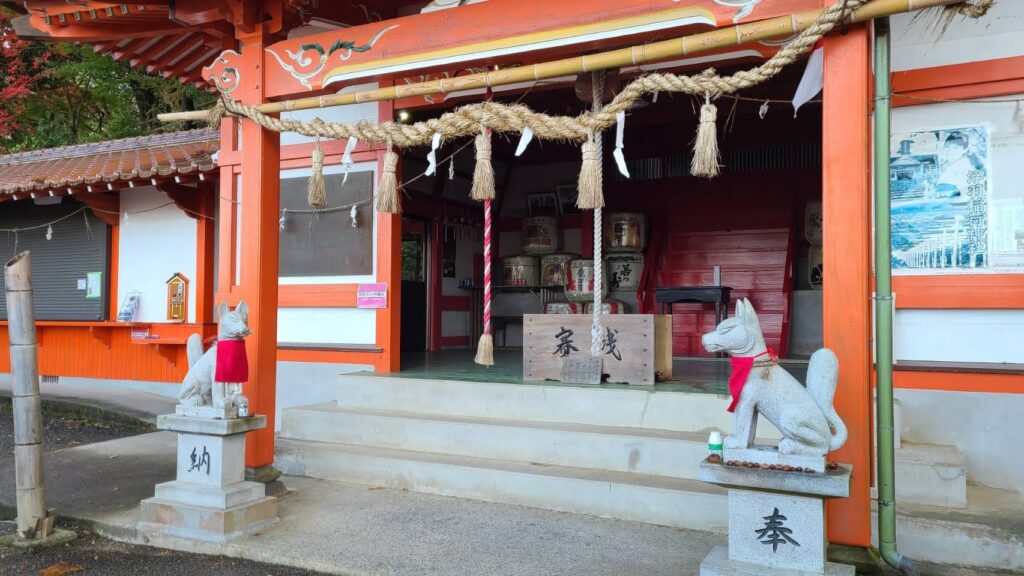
1;8;216;153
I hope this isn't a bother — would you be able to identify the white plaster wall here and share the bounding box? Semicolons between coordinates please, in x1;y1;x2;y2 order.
891;1;1024;71
118;186;198;323
280;83;379;146
894;308;1024;364
442;310;471;340
275;361;373;431
277;308;377;345
895;387;1024;494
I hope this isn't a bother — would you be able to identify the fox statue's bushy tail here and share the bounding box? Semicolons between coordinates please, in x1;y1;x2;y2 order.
186;333;204;369
806;348;848;451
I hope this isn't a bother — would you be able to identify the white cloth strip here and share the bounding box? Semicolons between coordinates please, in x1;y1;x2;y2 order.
514;126;534;157
613;110;629;178
425;132;442;176
341;136;358;185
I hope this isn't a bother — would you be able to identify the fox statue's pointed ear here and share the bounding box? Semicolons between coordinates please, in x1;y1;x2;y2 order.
236;300;249;321
734;300;744;319
217;301;229;320
742;298;760;324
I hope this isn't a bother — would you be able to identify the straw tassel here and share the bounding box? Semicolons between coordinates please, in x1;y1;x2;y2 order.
576;134;604;210
376;146;401;214
307;139;327;209
207;100;227;130
470;128;495;201
690;95;721;178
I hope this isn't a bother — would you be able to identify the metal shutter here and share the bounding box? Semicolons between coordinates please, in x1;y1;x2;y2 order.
0;198;110;321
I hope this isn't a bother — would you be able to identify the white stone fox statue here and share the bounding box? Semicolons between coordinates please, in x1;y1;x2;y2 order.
178;301;251;408
701;298;847;457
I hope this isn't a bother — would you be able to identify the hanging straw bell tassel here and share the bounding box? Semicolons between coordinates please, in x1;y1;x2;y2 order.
376;146;401;214
207;99;227;130
470;128;495;201
475;332;494;366
691;95;721;178
307;139;327;209
576;134;604;210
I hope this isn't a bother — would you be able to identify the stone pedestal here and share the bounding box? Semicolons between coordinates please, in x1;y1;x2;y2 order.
698;460;855;576
138;414;278;544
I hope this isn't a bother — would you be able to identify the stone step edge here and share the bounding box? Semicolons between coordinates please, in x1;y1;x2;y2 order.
283;402;730;442
274;437;726;494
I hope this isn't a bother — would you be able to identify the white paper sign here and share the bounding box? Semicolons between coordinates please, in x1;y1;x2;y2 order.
77;278;86;290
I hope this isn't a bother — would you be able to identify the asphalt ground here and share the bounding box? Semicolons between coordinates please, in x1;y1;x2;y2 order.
0;522;328;576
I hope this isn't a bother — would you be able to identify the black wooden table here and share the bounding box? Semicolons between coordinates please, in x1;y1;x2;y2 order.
655;286;733;326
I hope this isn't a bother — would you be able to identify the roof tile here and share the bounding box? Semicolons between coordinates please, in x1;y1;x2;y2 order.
0;129;219;195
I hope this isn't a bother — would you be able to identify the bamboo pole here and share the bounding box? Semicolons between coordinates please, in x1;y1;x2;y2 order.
5;251;49;539
159;0;959;123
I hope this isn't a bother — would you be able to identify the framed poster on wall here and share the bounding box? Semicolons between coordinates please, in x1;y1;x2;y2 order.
890;125;992;272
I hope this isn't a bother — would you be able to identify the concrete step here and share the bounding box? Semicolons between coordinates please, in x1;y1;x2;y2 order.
871;442;967;508
896;443;967;508
336;375;783;439
280;402;745;480
273;437;729;533
873;484;1024;572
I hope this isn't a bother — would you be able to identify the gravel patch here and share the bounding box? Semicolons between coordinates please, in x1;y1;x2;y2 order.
0;399;147;454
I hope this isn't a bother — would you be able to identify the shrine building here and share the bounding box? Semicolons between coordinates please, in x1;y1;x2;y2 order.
0;0;1021;567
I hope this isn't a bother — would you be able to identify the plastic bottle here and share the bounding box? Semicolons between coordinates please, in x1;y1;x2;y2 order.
237;395;250;418
708;430;723;459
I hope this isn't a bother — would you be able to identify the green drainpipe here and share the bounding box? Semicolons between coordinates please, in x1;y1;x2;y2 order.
874;16;918;576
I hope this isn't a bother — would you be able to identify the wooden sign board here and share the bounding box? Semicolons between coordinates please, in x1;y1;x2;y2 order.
523;314;673;386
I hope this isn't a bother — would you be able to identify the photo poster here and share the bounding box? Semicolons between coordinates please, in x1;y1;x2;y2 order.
890;124;991;273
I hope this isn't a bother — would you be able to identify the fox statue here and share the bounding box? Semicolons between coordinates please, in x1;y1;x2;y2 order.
702;298;847;457
178;301;251;409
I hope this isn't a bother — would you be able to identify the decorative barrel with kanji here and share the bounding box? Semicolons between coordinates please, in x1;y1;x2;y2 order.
584;299;626;315
606;253;644;292
564;258;607;302
540;253;577;286
521;216;560;255
604;212;646;253
502;255;539;286
545;302;582;314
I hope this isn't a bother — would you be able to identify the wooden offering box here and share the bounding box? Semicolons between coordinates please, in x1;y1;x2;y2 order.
523;314;672;385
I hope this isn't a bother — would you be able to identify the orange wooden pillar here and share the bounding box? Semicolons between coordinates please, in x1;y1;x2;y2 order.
195;181;217;324
235;28;282;472
375;89;402;373
822;25;872;546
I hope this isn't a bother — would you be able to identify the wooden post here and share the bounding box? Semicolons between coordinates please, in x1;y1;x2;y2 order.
822;25;872;547
235;28;282;476
5;251;48;539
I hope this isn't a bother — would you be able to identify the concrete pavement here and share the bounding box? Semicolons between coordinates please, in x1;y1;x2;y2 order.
0;379;1017;575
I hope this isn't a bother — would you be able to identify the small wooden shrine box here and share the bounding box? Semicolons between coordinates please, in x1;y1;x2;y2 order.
166;273;189;322
523;314;672;385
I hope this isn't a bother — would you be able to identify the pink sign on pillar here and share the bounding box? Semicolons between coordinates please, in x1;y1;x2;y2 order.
357;283;388;309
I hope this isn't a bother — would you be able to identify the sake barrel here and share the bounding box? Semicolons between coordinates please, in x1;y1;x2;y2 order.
521;216;560;255
545;302;582;314
604;212;646;252
583;299;626;315
502;255;539;287
564;258;608;302
540;253;578;286
606;253;644;292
